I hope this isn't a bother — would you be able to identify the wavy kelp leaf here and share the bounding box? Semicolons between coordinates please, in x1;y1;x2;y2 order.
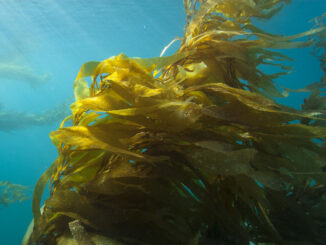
75;52;195;84
132;51;195;71
73;61;99;101
30;1;326;244
185;0;221;36
181;0;326;99
73;90;131;112
77;112;102;126
50;126;143;159
74;78;90;101
60;151;105;186
133;84;163;98
75;61;100;81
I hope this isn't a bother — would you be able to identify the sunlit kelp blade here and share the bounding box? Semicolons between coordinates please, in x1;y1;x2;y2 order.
181;0;325;99
29;0;326;244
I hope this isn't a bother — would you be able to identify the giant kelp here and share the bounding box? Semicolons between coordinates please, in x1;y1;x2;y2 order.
0;63;51;88
0;101;71;132
0;180;29;207
28;0;326;244
301;13;326;126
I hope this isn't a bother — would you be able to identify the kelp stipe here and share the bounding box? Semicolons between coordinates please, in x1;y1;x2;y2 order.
26;0;326;244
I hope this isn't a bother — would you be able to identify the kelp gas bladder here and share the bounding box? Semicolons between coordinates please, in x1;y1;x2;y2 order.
26;0;326;244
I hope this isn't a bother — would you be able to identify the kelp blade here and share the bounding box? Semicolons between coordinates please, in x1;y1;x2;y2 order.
29;1;326;245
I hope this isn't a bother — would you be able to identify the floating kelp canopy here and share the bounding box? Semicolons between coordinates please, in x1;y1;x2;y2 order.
27;0;326;244
0;180;29;207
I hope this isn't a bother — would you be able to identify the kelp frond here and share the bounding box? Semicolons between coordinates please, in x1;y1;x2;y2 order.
29;1;326;245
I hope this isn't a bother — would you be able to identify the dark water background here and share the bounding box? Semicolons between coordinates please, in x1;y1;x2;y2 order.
0;0;324;244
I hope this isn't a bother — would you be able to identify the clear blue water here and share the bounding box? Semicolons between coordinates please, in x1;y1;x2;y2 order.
0;0;325;244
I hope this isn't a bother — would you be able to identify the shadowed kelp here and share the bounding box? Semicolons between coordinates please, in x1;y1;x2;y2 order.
0;180;29;207
27;0;326;244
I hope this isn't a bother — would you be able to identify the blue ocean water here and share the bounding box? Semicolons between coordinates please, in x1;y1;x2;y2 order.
0;0;324;244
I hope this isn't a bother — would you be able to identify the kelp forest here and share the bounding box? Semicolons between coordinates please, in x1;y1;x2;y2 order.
22;0;326;244
0;181;29;207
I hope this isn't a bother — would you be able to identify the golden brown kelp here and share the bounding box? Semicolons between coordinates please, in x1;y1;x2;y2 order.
0;180;29;207
29;0;326;244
